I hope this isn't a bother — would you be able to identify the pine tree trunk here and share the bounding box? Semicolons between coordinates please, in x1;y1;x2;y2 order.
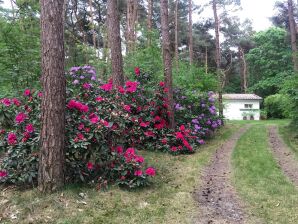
175;0;179;71
89;0;97;49
205;46;208;74
212;0;223;117
147;0;153;46
107;0;124;87
288;0;298;72
188;0;193;65
38;0;66;193
160;0;175;129
126;0;138;53
239;47;248;93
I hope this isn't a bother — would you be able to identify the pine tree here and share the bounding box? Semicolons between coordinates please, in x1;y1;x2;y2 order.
38;0;66;193
107;0;124;87
160;0;175;129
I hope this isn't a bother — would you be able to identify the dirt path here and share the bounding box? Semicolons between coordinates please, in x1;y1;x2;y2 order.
194;126;252;224
268;126;298;186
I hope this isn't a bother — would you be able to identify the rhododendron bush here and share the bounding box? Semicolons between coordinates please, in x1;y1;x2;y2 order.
0;65;222;187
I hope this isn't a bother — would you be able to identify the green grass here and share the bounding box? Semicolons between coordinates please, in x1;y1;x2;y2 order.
279;125;298;158
228;119;291;126
232;125;298;224
0;124;238;224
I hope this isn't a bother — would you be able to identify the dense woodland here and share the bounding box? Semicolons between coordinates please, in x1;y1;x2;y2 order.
0;0;297;192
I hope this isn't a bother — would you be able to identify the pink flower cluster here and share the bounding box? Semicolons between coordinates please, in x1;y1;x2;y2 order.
67;100;89;113
0;170;8;179
15;112;27;124
1;98;21;107
7;132;17;145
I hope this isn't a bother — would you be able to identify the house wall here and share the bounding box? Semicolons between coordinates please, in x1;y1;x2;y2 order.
223;99;261;120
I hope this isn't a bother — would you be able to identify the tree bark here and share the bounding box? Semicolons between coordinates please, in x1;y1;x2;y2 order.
126;0;138;53
188;0;194;65
38;0;66;193
239;47;248;93
205;46;208;74
107;0;124;87
89;0;97;49
212;0;223;117
175;0;179;71
288;0;298;72
147;0;153;46
160;0;175;129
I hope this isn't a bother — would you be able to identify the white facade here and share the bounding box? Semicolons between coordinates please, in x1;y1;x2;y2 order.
222;94;262;120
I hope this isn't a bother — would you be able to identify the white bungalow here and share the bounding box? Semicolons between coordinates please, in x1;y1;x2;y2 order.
222;94;262;120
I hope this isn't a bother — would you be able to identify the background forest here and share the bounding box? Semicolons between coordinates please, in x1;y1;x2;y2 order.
0;0;297;125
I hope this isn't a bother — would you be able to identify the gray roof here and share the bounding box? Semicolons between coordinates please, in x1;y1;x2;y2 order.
223;94;262;100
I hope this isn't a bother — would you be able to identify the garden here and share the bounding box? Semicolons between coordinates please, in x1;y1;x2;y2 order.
1;0;298;223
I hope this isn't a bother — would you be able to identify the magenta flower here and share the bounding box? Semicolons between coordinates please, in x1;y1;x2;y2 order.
134;170;143;176
82;83;92;89
145;167;156;176
87;162;94;170
25;124;34;133
12;98;21;106
123;105;131;112
0;170;8;178
7;132;17;145
2;98;11;107
15;112;27;124
24;89;31;96
90;115;99;124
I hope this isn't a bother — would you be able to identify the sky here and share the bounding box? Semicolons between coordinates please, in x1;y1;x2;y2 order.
194;0;276;31
1;0;276;31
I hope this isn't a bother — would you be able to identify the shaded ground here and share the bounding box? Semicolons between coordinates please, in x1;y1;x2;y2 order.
194;126;253;224
268;126;298;186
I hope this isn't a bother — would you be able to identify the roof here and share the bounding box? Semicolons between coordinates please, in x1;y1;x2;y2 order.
222;94;262;100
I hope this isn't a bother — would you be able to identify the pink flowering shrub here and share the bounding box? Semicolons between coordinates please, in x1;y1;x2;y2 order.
0;65;222;187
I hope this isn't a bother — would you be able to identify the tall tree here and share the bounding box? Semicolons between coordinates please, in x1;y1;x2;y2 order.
147;0;153;46
175;0;179;70
126;0;138;53
38;0;66;192
288;0;298;71
212;0;223;117
107;0;124;87
160;0;175;129
88;0;97;49
188;0;193;65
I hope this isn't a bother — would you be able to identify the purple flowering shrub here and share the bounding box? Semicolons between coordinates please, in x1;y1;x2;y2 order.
0;66;222;187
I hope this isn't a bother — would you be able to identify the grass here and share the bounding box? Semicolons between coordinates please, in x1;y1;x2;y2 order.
279;124;298;158
228;119;291;126
232;125;298;224
0;124;238;224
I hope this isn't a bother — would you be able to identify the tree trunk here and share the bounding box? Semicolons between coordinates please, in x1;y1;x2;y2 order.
38;0;66;193
205;46;208;74
188;0;194;65
212;0;223;117
126;0;138;53
147;0;153;46
288;0;298;72
107;0;124;87
239;47;248;93
175;0;179;71
89;0;97;49
160;0;175;129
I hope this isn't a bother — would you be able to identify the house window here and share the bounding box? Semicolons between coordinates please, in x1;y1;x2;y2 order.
244;104;253;109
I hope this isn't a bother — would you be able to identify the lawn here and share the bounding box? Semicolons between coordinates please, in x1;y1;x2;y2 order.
0;124;238;224
232;124;298;224
279;124;298;158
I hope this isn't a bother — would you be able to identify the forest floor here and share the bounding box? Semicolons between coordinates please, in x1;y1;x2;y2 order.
0;120;298;224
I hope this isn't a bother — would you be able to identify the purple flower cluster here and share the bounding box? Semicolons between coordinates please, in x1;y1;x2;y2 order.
69;65;97;84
